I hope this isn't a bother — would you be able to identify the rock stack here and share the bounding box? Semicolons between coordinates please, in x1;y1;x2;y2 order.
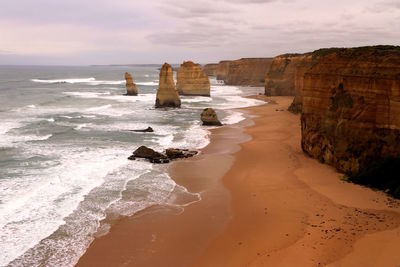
125;72;138;95
201;108;222;126
155;63;181;108
176;61;210;96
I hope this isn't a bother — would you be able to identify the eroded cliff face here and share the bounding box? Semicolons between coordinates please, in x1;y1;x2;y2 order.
300;46;400;175
155;63;181;108
176;61;210;96
215;61;232;81
203;64;218;76
264;54;313;98
224;58;273;86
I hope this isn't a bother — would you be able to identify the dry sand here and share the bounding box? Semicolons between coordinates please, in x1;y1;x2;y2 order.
77;96;400;267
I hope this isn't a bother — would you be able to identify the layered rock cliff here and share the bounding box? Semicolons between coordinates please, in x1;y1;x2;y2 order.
264;54;313;99
125;72;138;95
215;61;232;81
155;63;181;108
300;46;400;177
203;63;218;76
176;61;210;96
224;58;273;86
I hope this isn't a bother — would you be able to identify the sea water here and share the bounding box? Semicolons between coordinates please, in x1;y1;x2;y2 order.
0;65;264;266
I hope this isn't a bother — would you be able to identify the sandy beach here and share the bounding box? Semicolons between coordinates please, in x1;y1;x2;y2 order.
77;96;400;267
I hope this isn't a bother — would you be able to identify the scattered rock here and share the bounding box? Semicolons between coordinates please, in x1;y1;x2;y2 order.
124;72;138;96
155;63;181;108
128;146;198;164
201;108;222;126
129;146;168;163
130;127;154;133
166;148;198;159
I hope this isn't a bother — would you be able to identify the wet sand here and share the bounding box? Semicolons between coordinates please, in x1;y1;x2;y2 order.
77;96;400;267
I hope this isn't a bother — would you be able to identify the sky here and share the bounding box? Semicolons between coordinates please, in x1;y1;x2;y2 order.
0;0;399;65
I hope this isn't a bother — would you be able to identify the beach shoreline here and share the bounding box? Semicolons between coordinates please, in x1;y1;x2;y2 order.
77;96;400;267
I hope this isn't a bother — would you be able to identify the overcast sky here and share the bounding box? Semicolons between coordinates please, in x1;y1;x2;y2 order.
0;0;399;65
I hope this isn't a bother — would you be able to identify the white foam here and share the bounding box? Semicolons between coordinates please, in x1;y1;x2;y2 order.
63;91;111;98
222;110;246;125
0;121;23;135
136;81;158;86
31;78;124;85
74;123;89;131
0;133;52;148
0;145;135;266
181;96;212;103
85;104;112;112
64;91;155;103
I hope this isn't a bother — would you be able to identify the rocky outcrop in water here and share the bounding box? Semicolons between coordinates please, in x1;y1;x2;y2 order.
176;61;210;96
224;58;273;86
125;72;138;95
201;108;222;126
155;63;181;108
300;46;400;176
130;127;154;133
128;146;198;163
203;63;218;76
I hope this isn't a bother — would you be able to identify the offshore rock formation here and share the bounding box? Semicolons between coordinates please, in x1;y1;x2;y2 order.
300;46;400;176
215;61;232;81
125;72;138;95
176;61;210;96
155;63;181;108
201;108;222;126
203;63;218;76
224;58;273;86
264;54;313;98
128;146;198;164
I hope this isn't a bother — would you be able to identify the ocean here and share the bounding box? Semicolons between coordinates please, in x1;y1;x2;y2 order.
0;65;264;266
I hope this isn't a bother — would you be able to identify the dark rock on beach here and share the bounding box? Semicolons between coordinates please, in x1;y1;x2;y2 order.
166;148;198;159
128;146;168;163
128;146;198;164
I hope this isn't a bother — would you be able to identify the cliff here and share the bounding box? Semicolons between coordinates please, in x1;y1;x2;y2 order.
155;63;181;108
300;46;400;181
215;61;232;81
265;54;313;99
203;64;218;76
223;58;273;86
125;72;138;95
176;61;210;96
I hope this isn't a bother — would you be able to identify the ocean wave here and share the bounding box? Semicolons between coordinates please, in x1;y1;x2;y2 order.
0;134;52;148
63;91;155;103
136;81;158;86
31;78;124;85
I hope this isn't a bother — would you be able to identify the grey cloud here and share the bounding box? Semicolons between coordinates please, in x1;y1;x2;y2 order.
365;0;400;13
158;0;237;19
0;0;150;29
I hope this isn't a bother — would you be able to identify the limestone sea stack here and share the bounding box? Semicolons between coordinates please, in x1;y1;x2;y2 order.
176;61;210;96
125;72;138;95
201;108;222;126
155;63;181;108
300;46;400;176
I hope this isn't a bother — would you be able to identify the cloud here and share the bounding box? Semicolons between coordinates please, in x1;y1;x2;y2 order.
0;0;399;65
